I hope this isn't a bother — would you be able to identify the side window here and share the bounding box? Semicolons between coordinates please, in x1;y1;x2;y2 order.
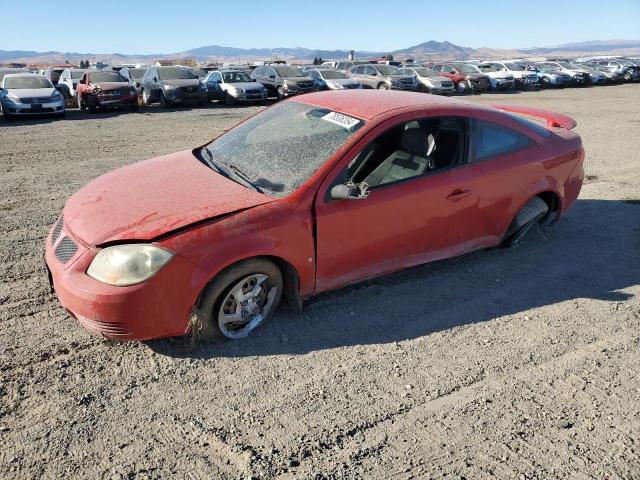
444;65;454;73
340;117;468;190
365;66;377;75
354;66;364;74
432;65;442;72
471;120;533;161
254;67;264;76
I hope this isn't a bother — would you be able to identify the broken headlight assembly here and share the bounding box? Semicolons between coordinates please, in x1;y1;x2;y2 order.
87;244;174;286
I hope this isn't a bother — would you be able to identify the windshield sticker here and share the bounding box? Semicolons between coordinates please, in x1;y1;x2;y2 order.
321;111;362;131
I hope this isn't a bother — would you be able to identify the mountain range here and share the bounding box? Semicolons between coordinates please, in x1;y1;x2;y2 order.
1;39;639;65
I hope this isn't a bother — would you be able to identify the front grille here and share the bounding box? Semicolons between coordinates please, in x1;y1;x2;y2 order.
245;91;263;99
78;316;130;337
51;217;64;245
180;86;198;94
54;236;77;264
441;81;453;87
19;97;51;104
296;81;314;89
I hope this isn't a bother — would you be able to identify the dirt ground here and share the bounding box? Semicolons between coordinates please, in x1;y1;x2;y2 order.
1;84;639;480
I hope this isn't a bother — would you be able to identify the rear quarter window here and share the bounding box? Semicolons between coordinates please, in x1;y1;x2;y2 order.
471;119;533;161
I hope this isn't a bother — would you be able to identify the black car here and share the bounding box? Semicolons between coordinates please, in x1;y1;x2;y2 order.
250;65;315;100
120;67;148;97
140;66;208;107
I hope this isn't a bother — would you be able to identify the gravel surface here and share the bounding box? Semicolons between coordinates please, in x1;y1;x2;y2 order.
1;85;639;479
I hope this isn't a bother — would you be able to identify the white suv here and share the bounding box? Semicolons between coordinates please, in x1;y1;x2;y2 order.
488;62;539;88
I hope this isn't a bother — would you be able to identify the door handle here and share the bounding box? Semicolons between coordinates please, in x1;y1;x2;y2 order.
447;189;472;201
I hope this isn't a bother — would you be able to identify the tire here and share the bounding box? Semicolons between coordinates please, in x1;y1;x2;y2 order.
77;95;86;110
377;83;389;90
456;81;468;94
130;101;138;112
276;85;285;101
224;92;236;107
194;259;283;341
2;106;13;121
86;94;97;113
142;88;151;106
159;91;171;108
502;197;549;248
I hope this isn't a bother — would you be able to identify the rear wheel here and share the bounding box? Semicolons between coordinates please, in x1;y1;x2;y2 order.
194;259;283;341
502;197;550;248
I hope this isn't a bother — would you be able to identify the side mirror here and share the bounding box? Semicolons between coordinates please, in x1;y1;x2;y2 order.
330;182;370;201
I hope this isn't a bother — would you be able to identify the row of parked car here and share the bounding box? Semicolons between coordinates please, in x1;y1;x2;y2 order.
1;57;639;119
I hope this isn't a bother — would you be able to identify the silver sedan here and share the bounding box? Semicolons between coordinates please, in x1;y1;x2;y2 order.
0;73;65;120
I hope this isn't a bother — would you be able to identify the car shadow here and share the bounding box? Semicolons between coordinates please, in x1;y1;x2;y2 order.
146;198;639;359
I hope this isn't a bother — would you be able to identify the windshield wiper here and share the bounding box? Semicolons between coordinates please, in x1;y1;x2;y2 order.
199;148;264;194
229;165;264;193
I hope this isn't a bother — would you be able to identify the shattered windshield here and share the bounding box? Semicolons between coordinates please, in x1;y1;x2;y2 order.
201;101;365;197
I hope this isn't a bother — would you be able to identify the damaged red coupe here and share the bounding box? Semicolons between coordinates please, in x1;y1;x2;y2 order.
45;90;584;341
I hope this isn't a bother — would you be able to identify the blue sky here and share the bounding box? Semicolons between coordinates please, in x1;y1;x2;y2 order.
4;0;639;54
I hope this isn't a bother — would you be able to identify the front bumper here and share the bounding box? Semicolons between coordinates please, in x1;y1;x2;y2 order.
165;89;208;103
390;83;416;91
233;90;267;102
45;219;203;340
494;79;515;90
3;99;65;115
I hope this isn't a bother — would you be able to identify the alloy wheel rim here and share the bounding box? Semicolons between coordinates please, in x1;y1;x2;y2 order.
217;274;277;339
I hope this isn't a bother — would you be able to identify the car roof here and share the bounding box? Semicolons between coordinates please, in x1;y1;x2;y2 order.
293;90;486;122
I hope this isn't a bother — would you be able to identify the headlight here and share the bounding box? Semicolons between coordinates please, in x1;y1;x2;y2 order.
6;92;21;103
164;84;177;91
87;244;174;287
51;91;63;101
233;87;245;94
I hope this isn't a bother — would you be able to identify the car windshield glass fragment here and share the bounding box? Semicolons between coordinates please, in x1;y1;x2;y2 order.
90;72;126;82
320;70;347;79
274;66;305;77
158;68;196;80
203;101;365;198
223;71;251;83
4;77;52;89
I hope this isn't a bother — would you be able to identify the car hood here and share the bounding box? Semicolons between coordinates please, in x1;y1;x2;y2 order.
283;76;313;83
93;81;130;90
162;79;201;88
8;87;56;98
326;78;358;86
226;82;263;90
420;75;451;83
64;150;274;245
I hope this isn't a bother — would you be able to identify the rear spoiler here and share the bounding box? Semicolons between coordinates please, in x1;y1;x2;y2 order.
492;104;577;130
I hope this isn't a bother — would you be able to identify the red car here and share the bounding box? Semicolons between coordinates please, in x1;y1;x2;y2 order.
76;70;138;112
45;91;584;341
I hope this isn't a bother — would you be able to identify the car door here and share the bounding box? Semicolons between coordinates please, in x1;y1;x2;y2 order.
465;117;540;249
314;115;477;292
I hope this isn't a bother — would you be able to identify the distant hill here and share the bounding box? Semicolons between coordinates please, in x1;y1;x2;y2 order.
2;39;639;66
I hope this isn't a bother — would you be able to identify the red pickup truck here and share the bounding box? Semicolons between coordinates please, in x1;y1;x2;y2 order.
76;71;138;112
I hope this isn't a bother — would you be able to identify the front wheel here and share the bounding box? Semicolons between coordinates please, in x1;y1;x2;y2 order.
225;92;236;107
377;83;389;90
195;259;283;341
159;91;171;108
86;94;98;113
456;81;468;94
276;85;285;100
